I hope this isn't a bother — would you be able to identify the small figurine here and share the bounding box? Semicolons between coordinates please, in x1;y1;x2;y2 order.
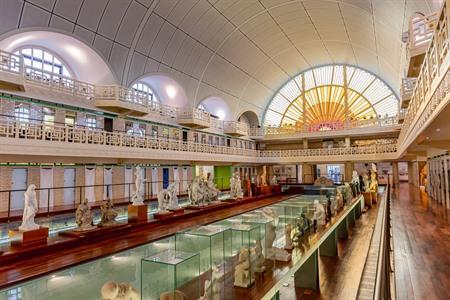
75;198;95;231
158;182;179;212
199;265;222;300
234;248;254;288
363;173;371;192
99;198;118;227
312;200;325;232
230;173;243;199
160;290;187;300
100;281;139;300
252;239;266;273
19;184;39;231
270;175;278;185
369;171;378;193
205;173;220;202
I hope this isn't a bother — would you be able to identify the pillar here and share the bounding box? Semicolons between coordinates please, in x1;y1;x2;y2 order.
302;163;314;183
345;162;354;182
392;162;399;189
303;139;308;149
319;231;338;257
345;137;351;147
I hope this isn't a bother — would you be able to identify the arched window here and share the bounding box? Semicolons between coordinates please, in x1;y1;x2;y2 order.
132;82;158;105
14;47;72;78
198;103;206;111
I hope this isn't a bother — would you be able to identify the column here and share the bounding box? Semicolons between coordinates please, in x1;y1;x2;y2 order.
319;230;338;257
444;158;449;209
302;163;314;184
344;162;354;182
392;162;399;189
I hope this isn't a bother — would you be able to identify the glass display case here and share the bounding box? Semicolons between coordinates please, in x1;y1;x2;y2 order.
141;250;200;300
175;225;231;299
0;236;175;300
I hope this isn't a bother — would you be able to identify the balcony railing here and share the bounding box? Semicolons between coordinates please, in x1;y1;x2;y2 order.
398;0;450;153
0;115;398;160
223;121;249;136
248;115;401;137
400;77;417;102
0;50;21;74
407;12;439;58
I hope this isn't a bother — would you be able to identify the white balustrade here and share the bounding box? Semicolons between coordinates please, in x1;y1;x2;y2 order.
0;50;21;73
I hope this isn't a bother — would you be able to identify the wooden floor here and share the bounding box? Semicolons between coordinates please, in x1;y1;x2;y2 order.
278;196;380;299
392;183;450;300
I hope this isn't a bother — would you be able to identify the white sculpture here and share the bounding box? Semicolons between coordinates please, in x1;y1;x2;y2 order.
270;175;278;185
160;290;187;300
205;173;220;202
230;173;243;199
199;265;222;300
363;173;371;192
234;248;254;288
99;198;118;227
75;198;95;231
131;166;144;206
352;170;360;186
252;239;266;273
312;200;326;227
158;182;179;212
188;177;206;205
19;184;39;231
261;208;291;261
100;281;139;300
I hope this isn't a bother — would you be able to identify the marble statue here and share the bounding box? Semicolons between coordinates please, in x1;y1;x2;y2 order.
369;171;378;193
234;248;253;288
158;182;179;212
188;177;206;205
230;173;243;199
313;176;334;187
270;175;278;185
351;170;360;195
19;184;39;231
252;239;266;273
260;166;267;186
205;173;220;202
100;281;139;300
199;265;222;300
336;188;344;210
284;223;294;250
159;290;187;300
75;198;95;231
99;198;118;227
343;183;353;205
131;166;144;206
261;208;291;261
312;200;326;230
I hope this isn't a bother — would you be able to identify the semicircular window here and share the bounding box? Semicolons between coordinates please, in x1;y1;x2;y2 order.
263;65;399;130
14;47;72;78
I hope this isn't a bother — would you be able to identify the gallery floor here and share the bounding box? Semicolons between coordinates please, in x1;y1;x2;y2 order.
393;183;450;300
278;193;380;299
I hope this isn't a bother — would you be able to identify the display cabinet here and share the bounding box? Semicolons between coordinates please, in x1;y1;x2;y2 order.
175;225;231;299
141;250;200;300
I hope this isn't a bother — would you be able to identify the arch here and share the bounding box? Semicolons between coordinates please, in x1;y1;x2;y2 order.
238;110;260;127
131;73;188;108
197;96;231;120
263;65;399;127
0;29;117;84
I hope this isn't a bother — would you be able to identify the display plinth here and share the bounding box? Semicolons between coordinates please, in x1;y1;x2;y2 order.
128;204;148;222
259;185;271;195
169;208;184;215
270;184;281;193
363;192;373;208
185;202;225;210
154;211;174;220
59;223;126;238
9;226;48;246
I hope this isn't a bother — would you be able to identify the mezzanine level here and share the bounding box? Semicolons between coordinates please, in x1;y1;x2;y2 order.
0;116;398;164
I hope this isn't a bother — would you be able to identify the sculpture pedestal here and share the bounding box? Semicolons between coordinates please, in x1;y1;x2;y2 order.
363;192;372;208
169;208;184;216
154;211;174;220
128;204;148;222
270;184;281;193
9;227;48;246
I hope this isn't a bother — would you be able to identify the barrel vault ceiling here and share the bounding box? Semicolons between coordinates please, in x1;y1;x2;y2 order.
0;0;442;119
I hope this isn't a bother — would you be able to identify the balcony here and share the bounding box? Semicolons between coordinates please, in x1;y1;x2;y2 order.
176;108;211;129
94;85;152;116
0;51;24;92
248;127;264;140
223;121;248;136
405;12;439;77
400;77;417;109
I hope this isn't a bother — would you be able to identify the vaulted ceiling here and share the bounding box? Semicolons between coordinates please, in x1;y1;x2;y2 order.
0;0;442;119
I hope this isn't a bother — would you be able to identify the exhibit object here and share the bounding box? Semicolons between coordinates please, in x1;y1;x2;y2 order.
141;250;199;300
313;176;334;187
131;166;144;206
205;173;220;202
100;281;139;300
99;198;118;227
284;223;294;250
229;173;243;199
19;184;39;231
261;208;291;261
199;265;222;300
252;238;266;273
234;248;254;288
75;198;95;231
270;175;278;185
158;182;179;212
